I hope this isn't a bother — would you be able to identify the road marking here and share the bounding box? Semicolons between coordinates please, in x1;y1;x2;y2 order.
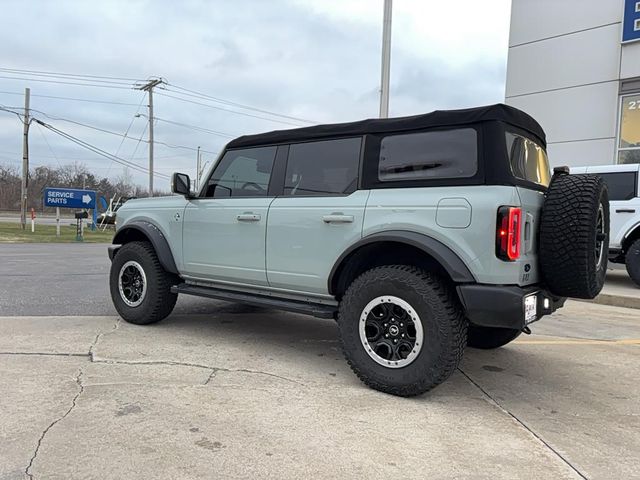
514;339;640;345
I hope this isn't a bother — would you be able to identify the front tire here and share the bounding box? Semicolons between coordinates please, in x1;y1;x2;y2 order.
109;241;178;325
338;266;467;397
467;325;521;349
626;239;640;287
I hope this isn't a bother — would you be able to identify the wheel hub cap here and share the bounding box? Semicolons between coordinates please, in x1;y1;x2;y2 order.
118;260;147;307
359;296;424;369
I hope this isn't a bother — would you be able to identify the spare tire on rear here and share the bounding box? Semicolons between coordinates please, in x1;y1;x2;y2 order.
539;172;609;299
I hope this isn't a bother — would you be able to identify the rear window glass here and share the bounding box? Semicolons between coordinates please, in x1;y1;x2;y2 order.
506;132;551;187
598;172;638;201
378;128;477;182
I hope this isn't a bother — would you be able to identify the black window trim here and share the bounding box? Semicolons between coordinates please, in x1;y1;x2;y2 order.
361;124;486;190
197;144;281;200
272;135;365;198
492;122;549;193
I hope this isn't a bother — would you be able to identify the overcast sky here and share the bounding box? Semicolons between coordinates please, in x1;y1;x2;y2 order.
0;0;511;191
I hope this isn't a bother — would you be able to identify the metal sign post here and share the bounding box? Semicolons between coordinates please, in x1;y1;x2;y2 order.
56;207;60;237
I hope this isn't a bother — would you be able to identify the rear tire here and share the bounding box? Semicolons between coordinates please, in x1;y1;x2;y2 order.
467;325;521;349
337;266;467;397
539;173;609;299
626;239;640;287
109;241;178;325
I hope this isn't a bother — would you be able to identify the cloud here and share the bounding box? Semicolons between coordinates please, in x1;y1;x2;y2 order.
0;0;510;190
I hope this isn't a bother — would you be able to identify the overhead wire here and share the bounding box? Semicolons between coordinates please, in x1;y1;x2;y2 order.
0;90;140;107
0;67;142;82
35;119;170;179
165;83;316;124
155;91;306;127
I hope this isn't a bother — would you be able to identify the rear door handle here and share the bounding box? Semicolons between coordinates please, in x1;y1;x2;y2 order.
322;214;354;224
237;213;261;222
616;209;636;213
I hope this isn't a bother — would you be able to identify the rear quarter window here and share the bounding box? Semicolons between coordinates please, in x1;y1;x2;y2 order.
378;128;477;182
506;132;550;187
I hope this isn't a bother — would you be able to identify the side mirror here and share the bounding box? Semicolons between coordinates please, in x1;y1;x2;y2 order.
171;172;191;197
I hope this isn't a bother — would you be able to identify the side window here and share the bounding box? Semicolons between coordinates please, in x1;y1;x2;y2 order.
203;146;276;198
378;128;477;181
284;138;361;196
599;172;638;201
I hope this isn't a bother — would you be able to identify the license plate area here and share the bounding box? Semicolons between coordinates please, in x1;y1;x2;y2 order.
524;293;538;324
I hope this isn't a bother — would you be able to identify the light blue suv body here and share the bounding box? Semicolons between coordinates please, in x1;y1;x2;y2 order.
109;104;603;396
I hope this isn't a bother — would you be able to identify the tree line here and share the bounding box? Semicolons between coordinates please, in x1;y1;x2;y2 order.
0;162;167;213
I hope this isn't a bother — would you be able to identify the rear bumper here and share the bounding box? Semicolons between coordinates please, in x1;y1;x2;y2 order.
457;284;566;330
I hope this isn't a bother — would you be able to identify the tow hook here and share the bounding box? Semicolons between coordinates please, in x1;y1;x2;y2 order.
522;326;532;335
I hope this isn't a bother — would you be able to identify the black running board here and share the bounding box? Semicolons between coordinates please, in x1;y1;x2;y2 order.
171;283;337;319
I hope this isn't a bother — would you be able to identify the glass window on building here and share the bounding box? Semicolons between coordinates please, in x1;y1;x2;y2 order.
618;94;640;164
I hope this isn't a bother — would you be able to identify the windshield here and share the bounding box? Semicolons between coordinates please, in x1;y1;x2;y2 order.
506;131;551;187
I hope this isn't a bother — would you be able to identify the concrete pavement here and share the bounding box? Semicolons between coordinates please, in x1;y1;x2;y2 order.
1;301;639;479
591;268;640;309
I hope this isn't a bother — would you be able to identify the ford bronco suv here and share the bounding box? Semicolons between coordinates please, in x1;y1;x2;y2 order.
108;104;609;397
571;164;640;287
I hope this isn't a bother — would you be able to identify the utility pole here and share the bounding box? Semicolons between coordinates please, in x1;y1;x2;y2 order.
20;87;30;230
379;0;393;118
136;78;164;196
196;146;201;191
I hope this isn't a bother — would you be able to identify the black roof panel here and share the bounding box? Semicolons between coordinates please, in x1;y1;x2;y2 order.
226;103;546;149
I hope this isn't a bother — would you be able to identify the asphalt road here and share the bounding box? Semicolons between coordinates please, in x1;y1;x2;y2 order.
0;243;235;316
1;243;639;479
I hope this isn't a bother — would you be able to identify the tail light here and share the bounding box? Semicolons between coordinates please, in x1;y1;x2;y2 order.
496;206;522;261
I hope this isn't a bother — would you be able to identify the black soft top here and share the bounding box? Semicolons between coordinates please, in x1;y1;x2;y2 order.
226;103;546;149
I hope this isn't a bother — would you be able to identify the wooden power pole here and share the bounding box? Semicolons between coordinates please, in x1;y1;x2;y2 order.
136;78;164;196
20;87;30;230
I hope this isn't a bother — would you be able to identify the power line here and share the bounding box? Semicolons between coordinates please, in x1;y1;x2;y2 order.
0;90;140;106
155;91;306;127
165;83;316;124
146;115;234;138
34;122;64;169
105;92;147;178
0;75;133;90
35;119;170;179
0;67;142;82
25;107;218;154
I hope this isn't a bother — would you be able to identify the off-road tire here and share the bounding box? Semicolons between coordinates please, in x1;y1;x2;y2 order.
539;173;609;299
626;239;640;287
467;325;521;349
337;265;467;397
109;241;178;325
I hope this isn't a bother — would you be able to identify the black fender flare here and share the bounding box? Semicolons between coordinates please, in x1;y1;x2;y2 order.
110;221;178;274
328;230;476;294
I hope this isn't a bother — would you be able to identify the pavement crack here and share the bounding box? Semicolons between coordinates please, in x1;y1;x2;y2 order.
204;369;217;385
0;352;89;358
458;367;588;480
88;318;120;360
25;369;85;480
217;367;305;386
91;359;304;386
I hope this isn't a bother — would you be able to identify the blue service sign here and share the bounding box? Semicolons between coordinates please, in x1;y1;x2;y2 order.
44;187;96;209
623;0;640;43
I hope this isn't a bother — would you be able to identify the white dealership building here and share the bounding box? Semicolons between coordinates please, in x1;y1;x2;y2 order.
506;0;640;167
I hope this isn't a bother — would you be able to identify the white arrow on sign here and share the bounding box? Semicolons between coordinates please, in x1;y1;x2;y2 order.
82;194;92;204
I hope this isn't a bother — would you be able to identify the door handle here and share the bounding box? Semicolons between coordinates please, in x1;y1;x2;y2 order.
322;214;354;224
237;213;261;222
616;209;636;213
